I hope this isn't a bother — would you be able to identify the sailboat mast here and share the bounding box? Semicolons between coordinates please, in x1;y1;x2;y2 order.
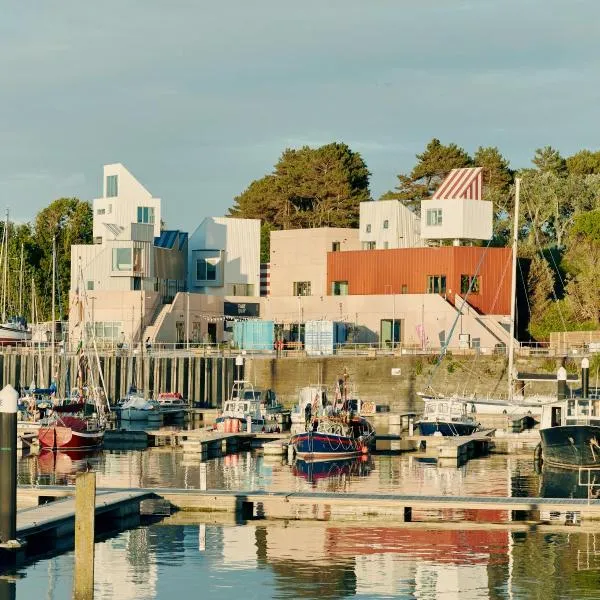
51;235;56;383
2;209;8;322
507;178;520;402
19;243;24;316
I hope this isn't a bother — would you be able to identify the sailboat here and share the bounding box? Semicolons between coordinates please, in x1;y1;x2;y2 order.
416;178;551;435
38;240;110;450
0;211;31;344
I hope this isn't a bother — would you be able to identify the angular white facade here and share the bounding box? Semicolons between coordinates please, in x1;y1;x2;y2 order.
359;200;422;249
69;164;187;348
188;217;260;296
420;198;493;242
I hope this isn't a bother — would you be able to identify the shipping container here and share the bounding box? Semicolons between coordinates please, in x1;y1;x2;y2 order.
304;320;346;356
233;320;274;351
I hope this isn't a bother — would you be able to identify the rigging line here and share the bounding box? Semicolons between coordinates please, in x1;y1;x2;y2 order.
517;260;531;316
426;236;495;389
459;250;513;396
522;196;568;331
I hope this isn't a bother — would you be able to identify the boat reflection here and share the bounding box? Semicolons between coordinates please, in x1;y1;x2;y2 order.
36;449;102;483
292;456;373;485
539;464;600;499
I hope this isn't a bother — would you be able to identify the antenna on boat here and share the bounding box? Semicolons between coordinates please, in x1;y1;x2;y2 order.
507;178;520;403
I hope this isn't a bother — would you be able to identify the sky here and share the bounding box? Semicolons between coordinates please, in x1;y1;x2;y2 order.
2;0;600;230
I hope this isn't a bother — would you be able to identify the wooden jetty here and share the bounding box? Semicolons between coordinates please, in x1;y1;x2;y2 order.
17;485;600;524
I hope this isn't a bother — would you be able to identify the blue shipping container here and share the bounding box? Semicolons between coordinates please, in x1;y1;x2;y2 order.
233;320;274;351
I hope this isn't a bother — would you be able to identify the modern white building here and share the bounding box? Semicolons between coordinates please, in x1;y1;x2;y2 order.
359;200;422;250
188;217;260;296
269;227;360;297
420;167;493;244
69;164;187;347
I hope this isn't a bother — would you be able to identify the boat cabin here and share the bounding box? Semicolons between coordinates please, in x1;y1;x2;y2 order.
419;398;477;424
541;397;600;429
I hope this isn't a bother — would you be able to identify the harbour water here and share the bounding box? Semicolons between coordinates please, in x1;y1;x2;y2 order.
12;447;600;599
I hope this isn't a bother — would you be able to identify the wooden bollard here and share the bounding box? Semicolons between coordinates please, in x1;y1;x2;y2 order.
73;471;96;600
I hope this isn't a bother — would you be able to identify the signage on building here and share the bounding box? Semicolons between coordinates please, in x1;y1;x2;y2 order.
224;302;260;317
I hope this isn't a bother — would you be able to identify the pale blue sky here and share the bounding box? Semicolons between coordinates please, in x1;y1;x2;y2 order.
2;0;599;230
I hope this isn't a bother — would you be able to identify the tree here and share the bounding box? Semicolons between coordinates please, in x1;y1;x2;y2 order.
228;142;371;257
532;146;566;175
527;255;557;339
384;138;472;213
566;149;600;175
32;198;93;320
561;210;600;325
473;146;512;194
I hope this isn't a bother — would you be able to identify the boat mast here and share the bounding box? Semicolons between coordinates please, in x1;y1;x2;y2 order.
51;235;56;384
1;209;8;323
507;178;520;403
19;243;24;316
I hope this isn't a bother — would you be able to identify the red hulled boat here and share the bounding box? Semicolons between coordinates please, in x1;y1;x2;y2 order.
38;415;104;450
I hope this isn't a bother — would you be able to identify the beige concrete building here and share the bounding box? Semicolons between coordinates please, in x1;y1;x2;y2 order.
269;228;360;297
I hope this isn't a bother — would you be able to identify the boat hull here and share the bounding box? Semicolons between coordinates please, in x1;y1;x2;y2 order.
417;421;479;437
290;431;369;459
38;426;104;450
120;408;162;422
540;425;600;468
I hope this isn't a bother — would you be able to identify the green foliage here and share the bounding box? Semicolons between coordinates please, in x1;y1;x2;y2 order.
566;149;600;175
0;198;92;322
383;138;472;213
568;209;600;243
228;142;371;259
414;359;423;376
532;145;566;175
260;222;273;263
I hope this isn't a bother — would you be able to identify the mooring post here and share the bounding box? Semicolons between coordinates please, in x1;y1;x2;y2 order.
582;357;590;399
73;471;96;600
0;384;24;566
0;578;15;600
557;366;568;401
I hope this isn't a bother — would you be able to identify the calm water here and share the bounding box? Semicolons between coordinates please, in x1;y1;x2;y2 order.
9;521;600;599
13;447;600;598
18;448;542;498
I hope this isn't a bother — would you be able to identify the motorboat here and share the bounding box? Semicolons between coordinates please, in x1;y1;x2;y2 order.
215;380;267;433
415;396;480;436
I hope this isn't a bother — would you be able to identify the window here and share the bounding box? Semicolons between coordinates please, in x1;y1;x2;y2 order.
332;241;341;252
85;321;122;341
106;175;118;198
401;284;408;294
137;206;155;224
331;281;348;296
366;224;371;233
383;241;389;249
362;241;376;250
133;248;143;273
426;208;443;226
94;236;102;244
383;219;389;229
97;208;105;215
86;280;94;291
196;258;217;281
112;248;132;271
460;275;480;295
293;281;311;296
427;275;447;294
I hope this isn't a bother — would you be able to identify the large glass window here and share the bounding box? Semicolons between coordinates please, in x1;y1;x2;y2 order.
426;208;443;226
383;219;389;229
137;206;155;224
106;175;118;198
85;321;122;341
362;241;376;250
427;275;447;294
196;258;217;281
293;281;311;296
331;281;348;296
460;274;480;295
112;248;132;271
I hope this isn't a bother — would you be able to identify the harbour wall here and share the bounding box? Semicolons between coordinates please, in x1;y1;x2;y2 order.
0;349;568;411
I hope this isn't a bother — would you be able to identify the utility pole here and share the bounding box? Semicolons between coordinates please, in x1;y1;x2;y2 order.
507;178;520;402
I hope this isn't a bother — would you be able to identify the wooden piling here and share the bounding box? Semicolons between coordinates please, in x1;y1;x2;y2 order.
73;471;96;600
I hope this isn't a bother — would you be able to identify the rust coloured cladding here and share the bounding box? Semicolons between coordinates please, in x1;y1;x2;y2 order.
327;247;512;315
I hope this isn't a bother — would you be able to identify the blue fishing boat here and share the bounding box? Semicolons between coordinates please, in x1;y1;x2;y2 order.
293;455;373;483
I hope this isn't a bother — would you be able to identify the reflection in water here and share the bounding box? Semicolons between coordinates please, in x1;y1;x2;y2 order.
540;464;600;499
292;456;373;486
13;522;600;599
